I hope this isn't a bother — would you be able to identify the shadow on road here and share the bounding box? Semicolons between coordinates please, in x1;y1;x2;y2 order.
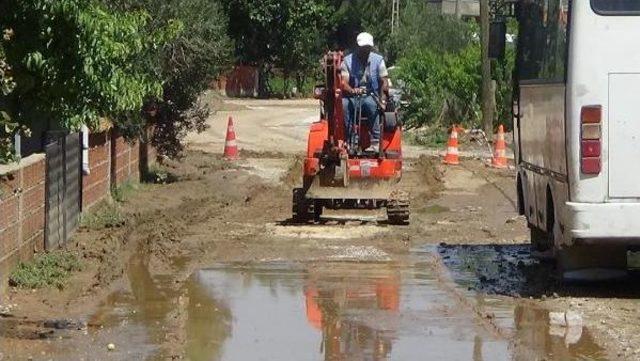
436;243;640;299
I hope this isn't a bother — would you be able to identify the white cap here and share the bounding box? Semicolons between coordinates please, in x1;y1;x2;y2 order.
356;32;374;47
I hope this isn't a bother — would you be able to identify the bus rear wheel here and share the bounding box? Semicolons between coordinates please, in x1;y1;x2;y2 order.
530;226;554;260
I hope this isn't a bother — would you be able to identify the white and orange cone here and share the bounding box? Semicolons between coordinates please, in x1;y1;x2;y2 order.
223;116;239;160
491;124;508;168
443;125;460;165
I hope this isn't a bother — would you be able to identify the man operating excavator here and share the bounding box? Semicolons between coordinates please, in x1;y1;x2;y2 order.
340;32;390;152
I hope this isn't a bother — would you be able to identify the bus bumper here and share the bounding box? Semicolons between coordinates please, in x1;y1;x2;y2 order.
566;202;640;243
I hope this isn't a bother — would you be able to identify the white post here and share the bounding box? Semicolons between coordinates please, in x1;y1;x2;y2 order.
81;124;90;175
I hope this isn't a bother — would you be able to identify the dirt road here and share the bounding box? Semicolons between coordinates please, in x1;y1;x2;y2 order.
0;98;638;360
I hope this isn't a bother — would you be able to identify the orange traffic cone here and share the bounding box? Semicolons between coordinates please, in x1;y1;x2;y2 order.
223;116;239;160
443;125;460;165
491;125;508;168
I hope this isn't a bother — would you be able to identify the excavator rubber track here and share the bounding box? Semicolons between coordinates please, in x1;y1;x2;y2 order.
292;188;322;223
386;191;410;225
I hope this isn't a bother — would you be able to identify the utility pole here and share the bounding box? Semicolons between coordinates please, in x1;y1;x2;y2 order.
455;0;462;19
480;0;495;138
391;0;400;34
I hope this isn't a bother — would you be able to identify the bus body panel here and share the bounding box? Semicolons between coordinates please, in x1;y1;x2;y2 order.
567;1;640;203
518;83;567;232
518;0;640;244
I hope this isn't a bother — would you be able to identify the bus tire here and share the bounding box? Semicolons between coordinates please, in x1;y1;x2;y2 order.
530;226;554;261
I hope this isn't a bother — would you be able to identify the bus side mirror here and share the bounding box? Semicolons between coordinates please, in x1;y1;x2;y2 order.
489;21;507;60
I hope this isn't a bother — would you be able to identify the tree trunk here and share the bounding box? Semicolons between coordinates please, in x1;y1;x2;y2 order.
480;0;494;137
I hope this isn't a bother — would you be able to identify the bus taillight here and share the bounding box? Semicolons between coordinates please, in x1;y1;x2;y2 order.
580;105;602;174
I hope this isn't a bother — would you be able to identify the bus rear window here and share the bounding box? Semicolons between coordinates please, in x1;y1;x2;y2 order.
592;0;640;15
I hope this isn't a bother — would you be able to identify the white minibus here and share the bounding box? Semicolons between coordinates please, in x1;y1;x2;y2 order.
492;0;640;280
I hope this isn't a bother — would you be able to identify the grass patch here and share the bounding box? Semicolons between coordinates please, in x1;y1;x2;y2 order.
80;202;125;230
9;251;82;289
406;127;449;147
143;165;177;184
111;181;139;203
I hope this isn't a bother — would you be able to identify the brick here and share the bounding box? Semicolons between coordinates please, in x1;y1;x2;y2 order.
89;142;110;165
115;136;128;155
23;183;45;212
83;179;109;209
0;223;19;258
115;169;127;185
83;162;109;188
0;196;19;230
21;207;44;242
89;131;109;147
0;171;21;201
22;159;45;189
116;153;128;164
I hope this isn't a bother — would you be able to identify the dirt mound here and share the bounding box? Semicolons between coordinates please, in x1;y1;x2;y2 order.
414;155;445;201
280;154;304;187
240;149;290;159
201;91;247;112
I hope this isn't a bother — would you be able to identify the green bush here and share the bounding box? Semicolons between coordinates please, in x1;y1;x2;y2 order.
396;45;481;129
9;252;82;289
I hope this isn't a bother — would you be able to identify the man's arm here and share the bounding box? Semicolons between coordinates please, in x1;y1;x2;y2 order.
379;59;390;102
340;62;362;95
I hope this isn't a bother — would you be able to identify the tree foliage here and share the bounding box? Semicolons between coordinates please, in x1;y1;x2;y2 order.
222;0;330;96
0;28;22;163
105;0;233;158
396;46;481;129
388;1;476;59
392;0;515;131
329;0;393;51
390;2;480;129
0;0;180;131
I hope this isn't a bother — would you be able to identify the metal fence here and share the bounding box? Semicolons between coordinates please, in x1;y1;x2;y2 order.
44;132;82;249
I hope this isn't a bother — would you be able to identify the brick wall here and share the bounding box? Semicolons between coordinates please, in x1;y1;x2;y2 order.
82;129;156;210
0;154;46;292
111;130;140;188
0;129;157;295
82;131;112;210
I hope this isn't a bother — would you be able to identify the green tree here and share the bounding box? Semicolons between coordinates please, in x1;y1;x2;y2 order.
396;45;481;129
278;0;331;94
388;1;475;59
329;0;393;51
105;0;233;158
0;0;179;132
1;28;19;163
222;0;331;97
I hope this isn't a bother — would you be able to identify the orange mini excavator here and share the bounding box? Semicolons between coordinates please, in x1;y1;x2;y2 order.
292;52;409;224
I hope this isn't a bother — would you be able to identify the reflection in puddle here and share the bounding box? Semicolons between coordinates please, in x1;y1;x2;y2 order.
88;254;606;361
186;262;604;361
191;263;507;360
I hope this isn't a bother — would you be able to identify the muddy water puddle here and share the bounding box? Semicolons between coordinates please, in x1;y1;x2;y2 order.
80;248;608;361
